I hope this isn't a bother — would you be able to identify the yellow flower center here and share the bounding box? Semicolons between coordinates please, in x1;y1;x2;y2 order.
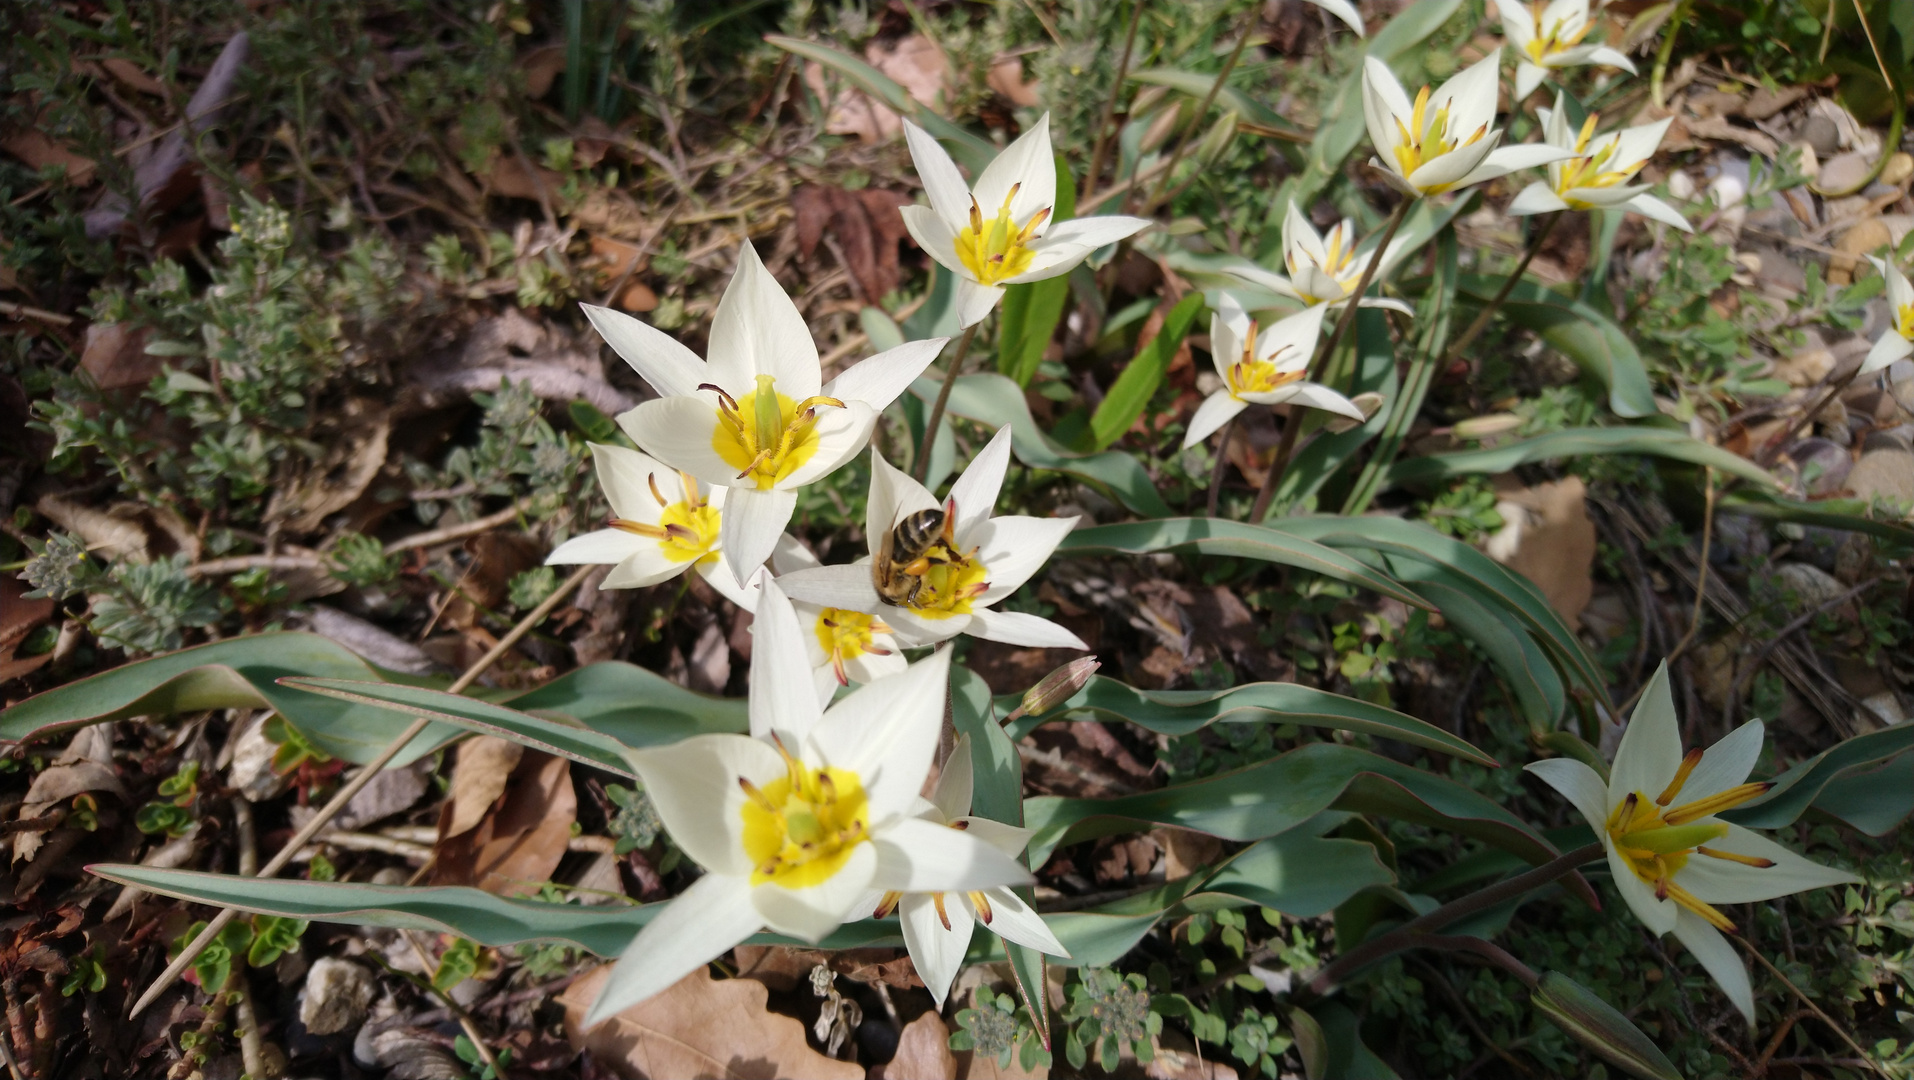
1553;114;1643;207
814;608;894;686
1895;304;1914;342
706;375;844;491
609;470;721;563
739;741;870;889
1605;749;1776;932
1391;84;1491;192
955;184;1051;287
897;536;990;621
1525;1;1592;64
1225;323;1306;400
1286;222;1360;303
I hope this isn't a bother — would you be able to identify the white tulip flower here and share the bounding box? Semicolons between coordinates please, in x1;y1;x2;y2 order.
1526;663;1859;1027
768;536;907;708
584;244;948;585
1306;0;1368;35
1506;95;1691;231
1362;49;1572;198
582;578;1034;1025
1500;0;1638;102
1864;263;1914;374
901;114;1151;328
1228;202;1415;316
870;735;1068;1008
544;443;761;609
776;425;1086;650
1183;297;1363;448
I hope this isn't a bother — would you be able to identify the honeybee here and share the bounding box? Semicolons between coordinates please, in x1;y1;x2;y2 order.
872;504;951;607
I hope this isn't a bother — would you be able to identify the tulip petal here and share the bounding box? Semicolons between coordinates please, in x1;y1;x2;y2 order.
1507;181;1571;217
1280;381;1367;420
900;204;967;275
900;892;975;1009
618;396;737;490
1432;49;1501;137
1256;303;1328;367
1677;825;1860;903
1607;842;1678;935
1622;193;1694;232
603;547;696;591
1515;61;1547;102
957;279;1006;328
948;424;1014;542
753;841;879;942
582;304;708;400
877;606;974;648
693;558;760;611
844;643;908;688
1670;910;1754;1028
587;443;675;522
776;400;879;489
750;578;826;743
824;337;950;411
1227;263;1303;301
1185;391;1249;448
547;529;649;568
966;608;1089;649
972;514;1077;604
1406;134;1500;192
582;872;762;1025
721;487;797;585
1361;59;1414;177
957;816;1037;859
1888;264;1914;310
776;563;886;611
1304;0;1365;34
867;449;941;549
1679;719;1763;803
630;733;785;876
873;816;1037;892
811;646;952;821
1525;758;1610;832
1583;46;1639;73
1610;663;1682;811
1467;141;1577;182
976;887;1069;956
1864;329;1914;374
972;113;1055;230
1356;295;1417;315
904;120;976;235
705;242;820;399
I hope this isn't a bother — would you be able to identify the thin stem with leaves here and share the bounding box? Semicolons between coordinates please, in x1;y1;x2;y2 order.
913;322;981;483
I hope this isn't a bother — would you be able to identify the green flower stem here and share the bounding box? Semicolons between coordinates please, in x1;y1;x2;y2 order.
1341;234;1457;515
1441;210;1561;369
1082;0;1145;208
1138;27;1252;215
1305;841;1604;997
914;321;982;483
129;562;597;1017
1204;415;1236;517
1250;199;1410;523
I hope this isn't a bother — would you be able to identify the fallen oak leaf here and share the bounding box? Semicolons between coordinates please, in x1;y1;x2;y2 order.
559;963;865;1080
792;184;912;304
440;736;524;841
871;1012;957;1080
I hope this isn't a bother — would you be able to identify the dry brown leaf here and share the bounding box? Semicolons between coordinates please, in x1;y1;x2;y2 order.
1484;476;1596;629
36;494;200;563
487;153;563;201
1146;1031;1239;1079
962;1045;1049;1080
803;35;948;143
85;32;248;238
1682;115;1779;158
792;185;913;304
0;128;96;185
987;55;1041;107
872;1012;957;1080
734;945;922;992
441;736;525;840
559;964;865;1080
520;44;567;99
1;573;54;666
408;308;636;417
79;322;157;391
433;748;575;896
267;398;391;532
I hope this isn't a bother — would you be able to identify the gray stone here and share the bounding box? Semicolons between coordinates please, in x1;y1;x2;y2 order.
1803;114;1841;156
1847;447;1914;508
300;958;375;1036
1776;561;1847;607
1820;151;1874;194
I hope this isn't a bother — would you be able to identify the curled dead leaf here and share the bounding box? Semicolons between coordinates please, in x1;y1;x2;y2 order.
803;34;948;143
872;1012;957;1080
79;322;157;391
37;494;200;563
267;399;391;533
559;964;864;1080
440;736;525;841
432;748;575;897
792;185;913;304
1484;476;1596;629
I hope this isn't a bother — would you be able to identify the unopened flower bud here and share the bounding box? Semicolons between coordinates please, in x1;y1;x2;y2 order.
1194;110;1240;167
1013;657;1100;721
1452;413;1524;440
